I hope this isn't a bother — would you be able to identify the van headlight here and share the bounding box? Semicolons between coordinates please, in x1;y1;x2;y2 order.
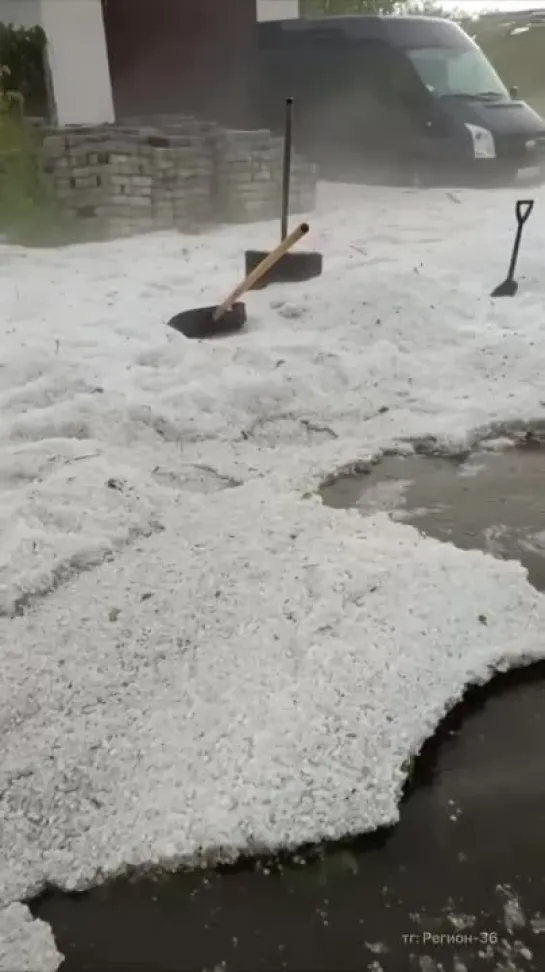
465;123;496;159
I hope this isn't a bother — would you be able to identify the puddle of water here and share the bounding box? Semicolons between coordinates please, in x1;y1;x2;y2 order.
31;444;545;971
32;663;545;971
320;444;545;591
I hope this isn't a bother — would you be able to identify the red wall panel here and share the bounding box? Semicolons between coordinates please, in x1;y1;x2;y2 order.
102;0;256;125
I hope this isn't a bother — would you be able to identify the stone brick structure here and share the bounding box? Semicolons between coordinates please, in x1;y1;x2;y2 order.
37;114;317;239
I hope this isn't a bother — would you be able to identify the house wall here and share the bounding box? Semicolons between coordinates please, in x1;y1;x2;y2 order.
103;0;256;127
257;0;299;20
40;0;114;125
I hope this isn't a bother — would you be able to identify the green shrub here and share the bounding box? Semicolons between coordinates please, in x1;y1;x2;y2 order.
0;64;74;245
0;22;47;116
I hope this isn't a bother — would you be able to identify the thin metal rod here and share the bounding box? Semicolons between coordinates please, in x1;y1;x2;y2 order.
281;97;293;241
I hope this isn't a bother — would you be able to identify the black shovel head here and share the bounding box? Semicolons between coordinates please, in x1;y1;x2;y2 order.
244;249;323;290
491;198;534;298
167;302;247;340
491;279;519;298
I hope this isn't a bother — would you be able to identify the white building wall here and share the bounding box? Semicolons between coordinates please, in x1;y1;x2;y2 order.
39;0;114;125
257;0;299;21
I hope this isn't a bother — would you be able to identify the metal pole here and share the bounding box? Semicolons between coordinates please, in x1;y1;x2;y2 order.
281;97;293;241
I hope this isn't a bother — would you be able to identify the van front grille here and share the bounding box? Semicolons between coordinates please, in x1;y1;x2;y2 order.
494;133;535;160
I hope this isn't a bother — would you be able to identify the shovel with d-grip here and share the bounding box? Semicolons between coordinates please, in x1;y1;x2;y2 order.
491;199;534;298
167;222;310;339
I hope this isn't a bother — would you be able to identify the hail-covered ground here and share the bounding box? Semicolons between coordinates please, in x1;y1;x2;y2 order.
2;181;545;969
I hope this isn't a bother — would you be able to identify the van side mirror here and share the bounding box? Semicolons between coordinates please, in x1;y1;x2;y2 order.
509;85;519;99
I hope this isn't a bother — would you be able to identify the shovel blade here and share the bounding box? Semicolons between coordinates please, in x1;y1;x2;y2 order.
167;302;246;339
491;279;519;298
244;249;323;289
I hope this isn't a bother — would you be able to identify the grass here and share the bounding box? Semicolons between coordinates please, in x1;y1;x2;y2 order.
0;103;79;246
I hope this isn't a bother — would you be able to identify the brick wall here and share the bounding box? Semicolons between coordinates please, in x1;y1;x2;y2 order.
37;115;317;239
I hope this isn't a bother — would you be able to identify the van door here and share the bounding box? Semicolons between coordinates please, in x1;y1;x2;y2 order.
254;26;438;177
258;34;409;171
288;39;386;167
255;29;376;164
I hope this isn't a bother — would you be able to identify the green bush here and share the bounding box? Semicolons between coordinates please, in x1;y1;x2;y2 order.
0;22;47;115
0;65;75;245
0;24;77;245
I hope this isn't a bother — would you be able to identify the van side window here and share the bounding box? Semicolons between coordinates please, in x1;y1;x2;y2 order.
355;42;426;107
255;29;429;142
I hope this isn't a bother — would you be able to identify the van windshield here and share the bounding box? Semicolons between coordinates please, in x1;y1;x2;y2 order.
406;46;509;100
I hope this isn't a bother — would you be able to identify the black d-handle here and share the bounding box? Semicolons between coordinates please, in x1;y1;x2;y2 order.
516;199;534;224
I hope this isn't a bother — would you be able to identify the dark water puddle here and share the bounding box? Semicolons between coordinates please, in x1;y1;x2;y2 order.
32;663;545;971
320;442;545;593
32;444;545;972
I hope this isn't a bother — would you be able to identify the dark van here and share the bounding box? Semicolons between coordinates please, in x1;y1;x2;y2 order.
253;15;545;185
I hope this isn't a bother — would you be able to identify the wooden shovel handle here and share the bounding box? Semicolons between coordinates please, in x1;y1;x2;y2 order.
213;222;309;321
